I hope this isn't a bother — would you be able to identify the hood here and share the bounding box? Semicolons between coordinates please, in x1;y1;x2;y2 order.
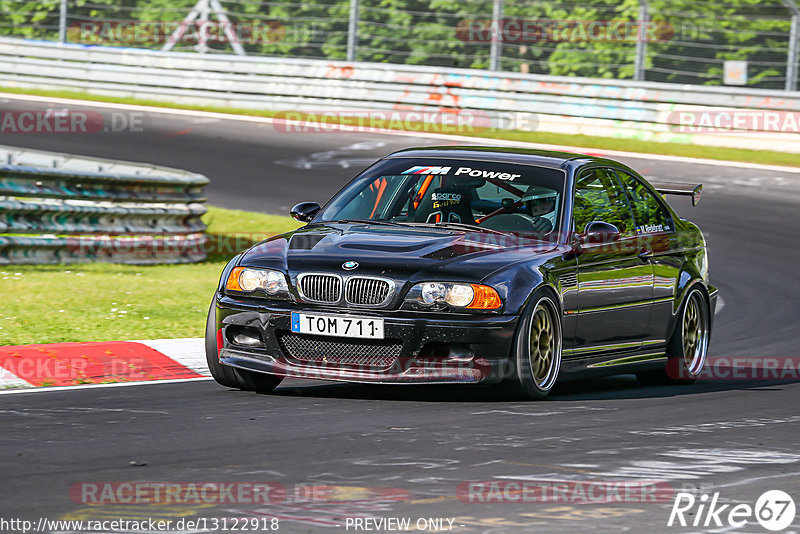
239;222;558;282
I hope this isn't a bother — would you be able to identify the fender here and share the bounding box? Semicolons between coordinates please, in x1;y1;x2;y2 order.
667;276;711;342
483;262;547;314
506;282;564;371
481;247;573;315
665;217;709;335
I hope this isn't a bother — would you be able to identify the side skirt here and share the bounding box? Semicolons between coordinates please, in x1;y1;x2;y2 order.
559;350;667;380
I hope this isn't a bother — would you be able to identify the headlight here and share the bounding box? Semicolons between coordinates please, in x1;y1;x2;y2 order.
404;282;502;311
446;283;475;307
225;267;289;298
421;282;449;305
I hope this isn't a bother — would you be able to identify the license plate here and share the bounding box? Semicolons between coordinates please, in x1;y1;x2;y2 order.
291;312;384;339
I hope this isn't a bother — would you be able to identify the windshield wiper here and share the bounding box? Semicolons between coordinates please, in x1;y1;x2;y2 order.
334;219;408;226
332;219;510;236
432;221;511;236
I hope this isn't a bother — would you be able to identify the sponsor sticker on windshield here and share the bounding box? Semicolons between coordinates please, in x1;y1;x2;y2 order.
402;166;451;175
431;192;463;209
454;167;520;181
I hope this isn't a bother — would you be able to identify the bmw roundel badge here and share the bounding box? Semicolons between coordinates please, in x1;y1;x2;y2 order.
342;261;359;270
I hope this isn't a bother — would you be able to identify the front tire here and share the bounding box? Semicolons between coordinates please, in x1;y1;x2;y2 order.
508;291;562;400
637;287;709;385
205;299;283;393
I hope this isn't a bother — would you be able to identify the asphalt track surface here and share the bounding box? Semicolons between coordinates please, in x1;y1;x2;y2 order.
1;95;800;533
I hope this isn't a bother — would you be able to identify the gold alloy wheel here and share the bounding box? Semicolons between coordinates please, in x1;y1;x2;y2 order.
528;298;561;389
682;290;709;376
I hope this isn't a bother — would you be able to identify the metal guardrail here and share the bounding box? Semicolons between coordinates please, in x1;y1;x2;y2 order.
0;165;207;203
0;145;209;264
0;199;206;234
0;234;208;264
0;37;798;153
1;38;798;110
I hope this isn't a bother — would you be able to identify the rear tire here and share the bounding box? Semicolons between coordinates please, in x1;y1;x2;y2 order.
507;290;562;400
637;287;709;385
205;299;283;393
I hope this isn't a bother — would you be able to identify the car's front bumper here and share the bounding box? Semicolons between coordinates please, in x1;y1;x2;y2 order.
214;295;519;384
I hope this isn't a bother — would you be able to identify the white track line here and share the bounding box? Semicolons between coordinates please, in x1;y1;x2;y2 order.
3;92;800;174
0;376;213;395
0;371;32;389
134;337;210;376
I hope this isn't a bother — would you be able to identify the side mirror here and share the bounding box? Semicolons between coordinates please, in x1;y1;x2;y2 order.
290;202;321;223
581;221;620;243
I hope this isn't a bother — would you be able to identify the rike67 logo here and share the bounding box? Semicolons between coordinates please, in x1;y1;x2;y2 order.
668;490;796;531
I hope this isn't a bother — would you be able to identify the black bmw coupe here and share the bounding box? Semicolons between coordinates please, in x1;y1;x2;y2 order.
206;146;717;399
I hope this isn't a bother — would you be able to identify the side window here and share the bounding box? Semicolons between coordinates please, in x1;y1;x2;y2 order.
614;170;675;234
573;168;635;236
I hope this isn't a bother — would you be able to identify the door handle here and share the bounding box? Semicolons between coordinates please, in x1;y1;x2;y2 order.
638;249;654;261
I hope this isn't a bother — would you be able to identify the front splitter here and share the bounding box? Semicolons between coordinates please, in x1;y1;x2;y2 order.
219;347;495;385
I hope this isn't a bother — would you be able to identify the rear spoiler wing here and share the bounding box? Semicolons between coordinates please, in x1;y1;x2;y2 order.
649;181;703;206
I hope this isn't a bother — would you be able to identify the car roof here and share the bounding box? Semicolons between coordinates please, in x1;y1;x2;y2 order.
384;145;614;170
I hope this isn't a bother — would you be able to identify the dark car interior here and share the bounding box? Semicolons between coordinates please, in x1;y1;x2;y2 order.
348;174;561;235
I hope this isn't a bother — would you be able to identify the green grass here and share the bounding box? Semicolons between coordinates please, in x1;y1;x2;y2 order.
0;206;300;345
3;85;799;168
462;129;800;168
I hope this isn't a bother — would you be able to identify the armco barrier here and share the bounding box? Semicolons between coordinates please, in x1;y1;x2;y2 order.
0;37;799;152
0;145;208;264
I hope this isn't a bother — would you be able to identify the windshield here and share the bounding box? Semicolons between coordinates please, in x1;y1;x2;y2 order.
316;159;566;236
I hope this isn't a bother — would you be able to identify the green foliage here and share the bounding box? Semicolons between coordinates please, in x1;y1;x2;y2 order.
0;0;795;87
0;0;63;38
647;0;793;88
